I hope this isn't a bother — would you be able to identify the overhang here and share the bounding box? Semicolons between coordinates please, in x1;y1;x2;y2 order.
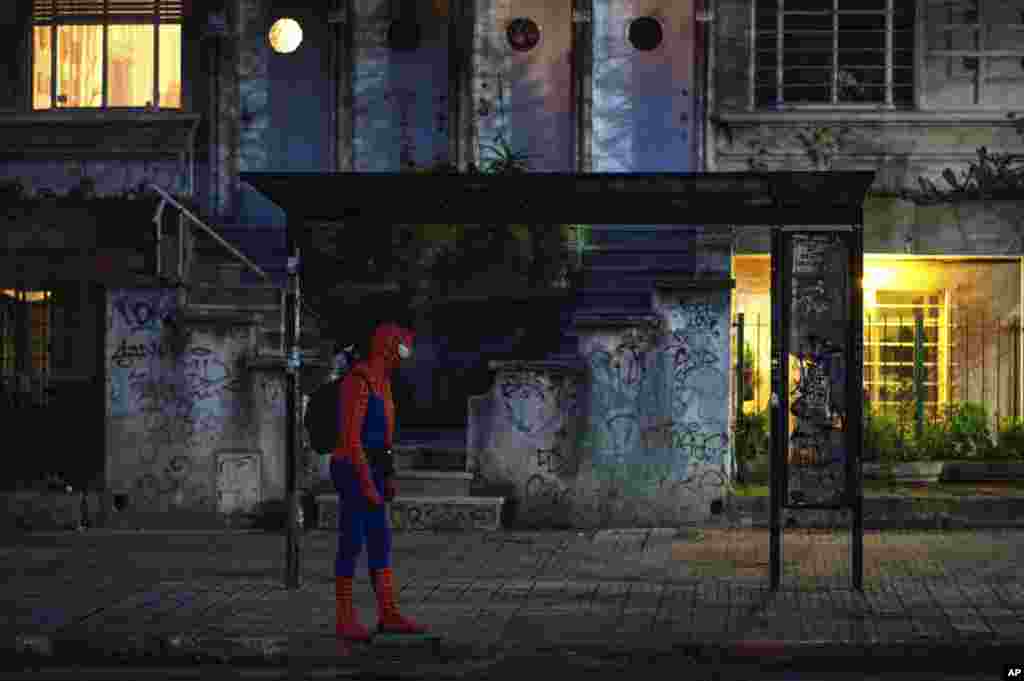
240;171;877;229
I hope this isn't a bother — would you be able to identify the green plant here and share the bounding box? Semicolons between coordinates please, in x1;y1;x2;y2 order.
904;419;948;462
733;407;770;483
795;126;852;171
740;343;759;401
994;417;1024;460
903;144;1024;204
942;401;995;460
864;404;910;463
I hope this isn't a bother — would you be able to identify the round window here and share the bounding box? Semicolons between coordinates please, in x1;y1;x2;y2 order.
628;16;663;51
268;17;303;54
506;17;540;52
388;19;421;51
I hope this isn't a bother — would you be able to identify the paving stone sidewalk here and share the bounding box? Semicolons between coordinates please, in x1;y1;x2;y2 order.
3;527;1024;674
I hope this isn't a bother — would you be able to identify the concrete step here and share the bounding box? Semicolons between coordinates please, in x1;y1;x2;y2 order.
189;282;282;307
574;289;654;313
392;470;473;497
315;495;504;531
727;494;1024;529
941;462;1024;481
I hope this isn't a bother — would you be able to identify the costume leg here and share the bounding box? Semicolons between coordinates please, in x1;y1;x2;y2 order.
366;466;425;634
331;458;371;641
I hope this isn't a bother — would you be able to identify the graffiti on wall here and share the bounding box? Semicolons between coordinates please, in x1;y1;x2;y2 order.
401;502;499;531
663;295;730;466
216;451;261;514
787;234;850;506
108;289;252;510
500;370;573;437
585;320;665;467
523;473;576;524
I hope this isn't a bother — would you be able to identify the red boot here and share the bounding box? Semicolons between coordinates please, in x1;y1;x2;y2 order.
372;568;427;634
335;576;372;641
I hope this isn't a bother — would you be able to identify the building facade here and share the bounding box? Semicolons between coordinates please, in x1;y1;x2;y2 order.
1;0;1022;528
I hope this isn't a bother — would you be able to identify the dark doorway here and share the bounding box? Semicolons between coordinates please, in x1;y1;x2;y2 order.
1;283;104;491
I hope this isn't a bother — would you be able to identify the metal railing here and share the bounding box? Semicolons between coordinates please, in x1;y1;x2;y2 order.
148;183;271;286
148;184;334;355
733;312;1024;433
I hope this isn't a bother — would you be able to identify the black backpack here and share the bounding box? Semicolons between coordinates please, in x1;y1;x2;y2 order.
305;368;371;455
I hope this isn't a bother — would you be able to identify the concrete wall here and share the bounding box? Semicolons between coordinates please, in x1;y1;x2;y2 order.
105;288;285;515
712;0;1024;258
353;0;450;171
265;1;334;172
470;286;733;528
592;0;695;172
473;0;574;172
0;160;186;198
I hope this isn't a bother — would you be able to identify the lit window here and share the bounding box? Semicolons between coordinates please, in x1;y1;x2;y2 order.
1;290;51;376
32;0;182;110
863;290;948;418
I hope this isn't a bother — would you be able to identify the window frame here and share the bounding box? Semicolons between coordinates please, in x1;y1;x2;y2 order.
922;0;1024;107
748;0;915;111
30;0;182;111
863;289;949;417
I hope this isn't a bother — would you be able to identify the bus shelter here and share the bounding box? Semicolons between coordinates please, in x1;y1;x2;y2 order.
242;170;874;591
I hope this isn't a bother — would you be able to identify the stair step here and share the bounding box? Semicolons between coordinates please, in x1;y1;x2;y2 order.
315;494;503;532
575;289;654;312
189;283;282;307
393;444;467;471
393;470;473;497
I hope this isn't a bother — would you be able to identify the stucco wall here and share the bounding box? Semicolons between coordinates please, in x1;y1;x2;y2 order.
353;0;450;171
473;0;574;172
0;160;186;198
105;289;286;515
592;0;695;173
471;287;734;528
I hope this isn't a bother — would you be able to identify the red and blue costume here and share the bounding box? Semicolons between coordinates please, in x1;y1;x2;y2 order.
332;322;426;641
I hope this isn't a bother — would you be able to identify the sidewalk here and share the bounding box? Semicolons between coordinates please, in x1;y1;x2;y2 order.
3;526;1024;677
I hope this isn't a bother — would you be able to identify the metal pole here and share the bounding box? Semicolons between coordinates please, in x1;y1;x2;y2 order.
735;312;746;484
914;311;924;441
284;242;302;589
850;225;865;592
769;226;784;592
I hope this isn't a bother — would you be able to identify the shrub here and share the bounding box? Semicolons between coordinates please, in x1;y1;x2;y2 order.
992;417;1024;461
733;407;770;482
864;404;910;463
942;401;995;460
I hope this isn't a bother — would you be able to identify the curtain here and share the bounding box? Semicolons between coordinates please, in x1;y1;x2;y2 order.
108;24;153;106
57;24;103;107
32;20;181;109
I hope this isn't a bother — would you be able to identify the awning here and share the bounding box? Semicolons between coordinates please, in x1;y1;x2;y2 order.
241;171;877;228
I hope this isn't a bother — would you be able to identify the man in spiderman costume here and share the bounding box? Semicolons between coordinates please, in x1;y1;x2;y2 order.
332;320;427;641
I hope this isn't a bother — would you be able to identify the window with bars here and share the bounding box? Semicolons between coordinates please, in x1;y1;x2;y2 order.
924;0;1024;107
753;0;915;108
31;0;182;109
1;290;52;376
863;290;948;418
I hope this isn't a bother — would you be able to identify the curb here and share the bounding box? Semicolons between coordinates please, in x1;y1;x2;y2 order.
726;495;1024;529
7;632;493;669
9;633;1024;671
